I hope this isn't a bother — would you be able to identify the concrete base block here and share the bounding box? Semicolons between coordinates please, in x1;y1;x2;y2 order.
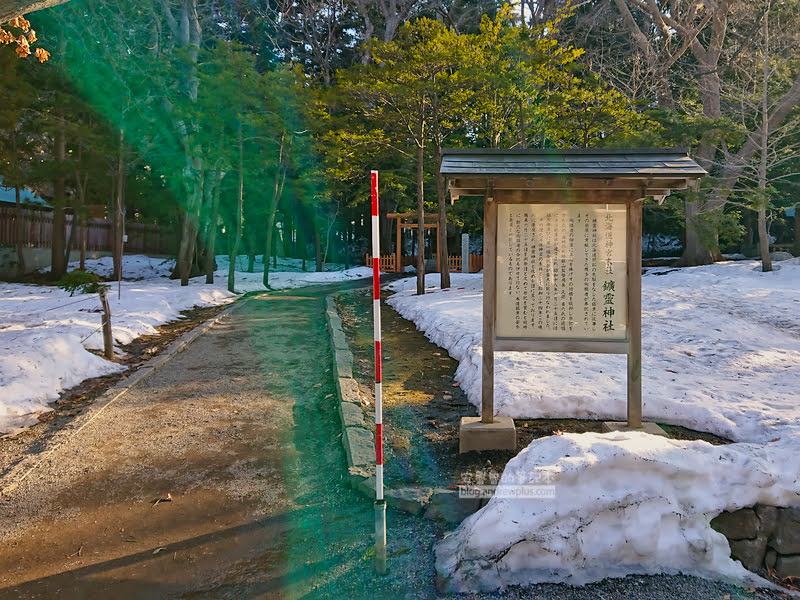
459;417;516;453
601;421;668;437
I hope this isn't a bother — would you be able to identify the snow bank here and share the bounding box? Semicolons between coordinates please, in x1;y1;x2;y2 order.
436;432;799;591
386;260;800;589
0;254;373;435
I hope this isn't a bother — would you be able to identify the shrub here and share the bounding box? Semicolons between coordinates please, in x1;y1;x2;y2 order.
57;270;108;296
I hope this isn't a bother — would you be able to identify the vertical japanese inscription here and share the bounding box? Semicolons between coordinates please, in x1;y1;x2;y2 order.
496;203;627;340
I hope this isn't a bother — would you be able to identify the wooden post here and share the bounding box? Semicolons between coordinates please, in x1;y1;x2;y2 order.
481;185;497;424
98;287;114;361
462;233;469;273
396;216;402;272
626;199;643;428
435;223;441;274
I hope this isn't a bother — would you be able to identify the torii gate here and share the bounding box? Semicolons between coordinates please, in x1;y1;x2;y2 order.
387;212;440;273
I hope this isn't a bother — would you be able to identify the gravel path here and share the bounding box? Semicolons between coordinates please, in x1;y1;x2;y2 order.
0;280;793;599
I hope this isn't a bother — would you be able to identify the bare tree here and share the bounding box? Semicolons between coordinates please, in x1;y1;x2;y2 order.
612;0;800;265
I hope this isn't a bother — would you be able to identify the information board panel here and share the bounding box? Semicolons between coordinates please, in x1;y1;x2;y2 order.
496;203;627;340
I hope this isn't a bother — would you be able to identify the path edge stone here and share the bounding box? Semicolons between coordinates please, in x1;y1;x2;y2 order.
325;291;483;526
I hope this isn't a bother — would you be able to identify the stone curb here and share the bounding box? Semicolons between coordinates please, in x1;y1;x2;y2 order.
0;294;250;496
325;291;487;526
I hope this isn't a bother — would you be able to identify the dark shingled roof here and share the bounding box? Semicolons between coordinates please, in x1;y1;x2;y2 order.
440;148;706;178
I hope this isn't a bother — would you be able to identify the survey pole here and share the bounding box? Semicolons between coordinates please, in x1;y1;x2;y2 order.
371;170;387;574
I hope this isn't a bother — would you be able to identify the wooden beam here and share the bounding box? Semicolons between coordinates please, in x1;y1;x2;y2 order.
396;214;401;272
494;189;642;204
387;212;438;221
627;199;644;428
449;176;694;193
495;339;630;354
481;182;496;424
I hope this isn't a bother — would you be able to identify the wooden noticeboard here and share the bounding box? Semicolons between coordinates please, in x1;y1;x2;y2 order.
442;149;706;439
482;191;644;428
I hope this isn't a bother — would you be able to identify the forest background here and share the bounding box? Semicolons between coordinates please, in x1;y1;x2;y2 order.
1;0;799;292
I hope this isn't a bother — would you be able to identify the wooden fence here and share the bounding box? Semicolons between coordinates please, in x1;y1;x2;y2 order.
448;254;484;273
0;204;175;255
365;253;397;271
366;252;484;273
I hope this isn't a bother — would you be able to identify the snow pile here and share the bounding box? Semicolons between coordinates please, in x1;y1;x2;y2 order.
386;260;800;589
436;431;798;592
0;254;373;435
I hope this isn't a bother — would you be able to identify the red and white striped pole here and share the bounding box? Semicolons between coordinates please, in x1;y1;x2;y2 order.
371;170;387;574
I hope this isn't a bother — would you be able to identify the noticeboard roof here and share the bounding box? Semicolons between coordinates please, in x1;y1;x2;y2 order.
440;148;706;178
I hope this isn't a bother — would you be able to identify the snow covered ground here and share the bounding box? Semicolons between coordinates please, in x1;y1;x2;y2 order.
386;259;800;591
0;255;371;435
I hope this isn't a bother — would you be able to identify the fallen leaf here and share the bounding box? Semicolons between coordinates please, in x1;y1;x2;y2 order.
153;547;166;555
452;382;461;387
684;351;694;357
666;369;678;374
152;493;173;506
768;437;781;442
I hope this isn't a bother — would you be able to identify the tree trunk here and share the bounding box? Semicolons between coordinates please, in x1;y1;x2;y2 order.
14;185;25;278
314;212;323;272
757;0;772;273
228;123;244;293
676;199;716;266
757;207;772;271
794;204;799;256
113;128;124;281
80;214;87;270
263;133;287;288
415;112;425;296
64;212;77;268
175;151;204;286
205;174;221;284
0;0;72;23
50;118;67;280
436;152;450;289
